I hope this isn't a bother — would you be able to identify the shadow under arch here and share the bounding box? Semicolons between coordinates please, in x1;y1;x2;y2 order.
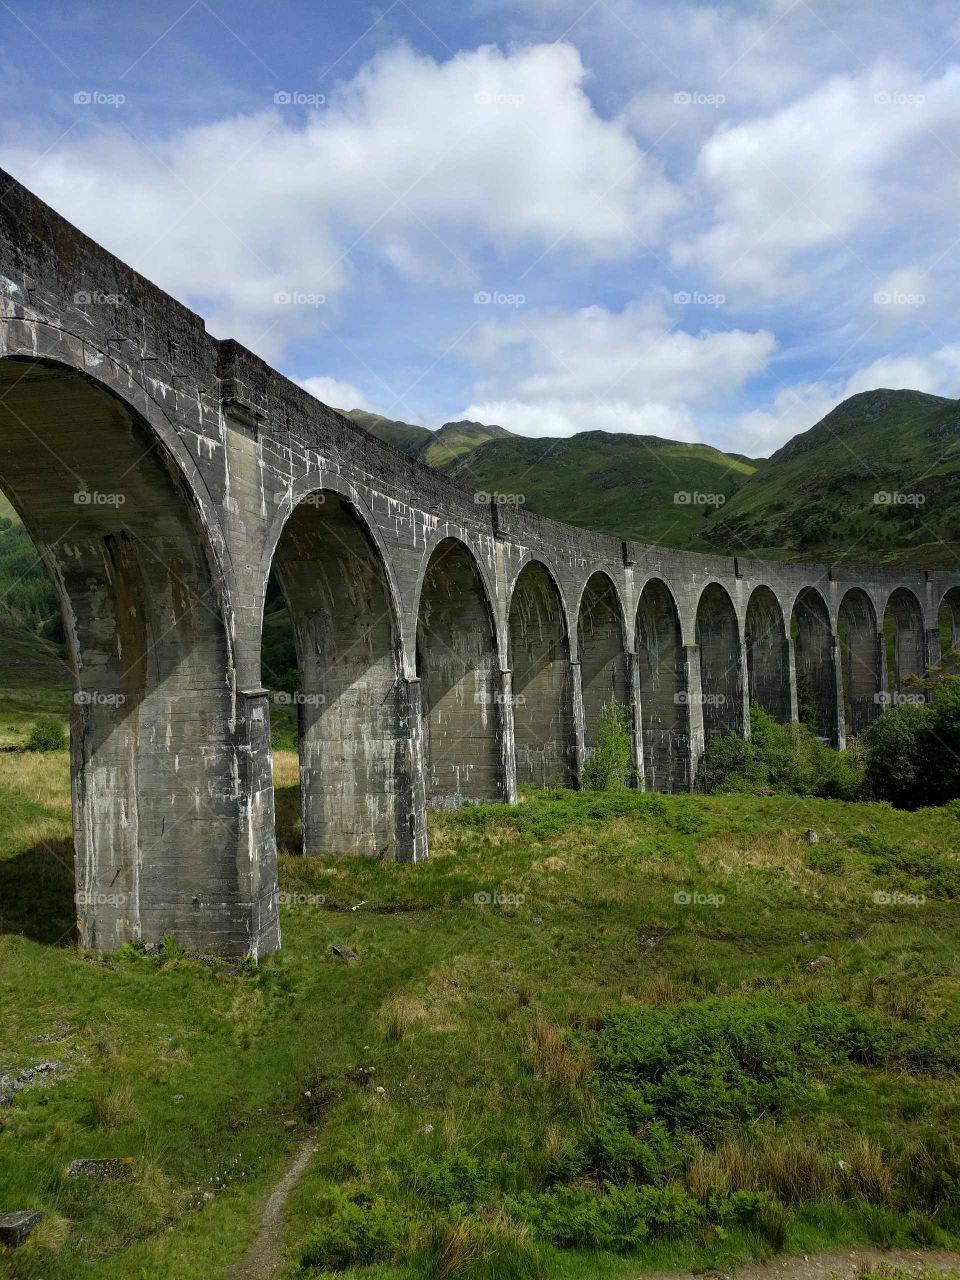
939;586;960;664
264;487;409;857
838;587;882;737
577;570;629;756
884;586;926;694
507;559;576;788
635;577;689;790
791;586;837;742
745;585;790;724
695;582;743;739
0;353;272;954
416;536;504;807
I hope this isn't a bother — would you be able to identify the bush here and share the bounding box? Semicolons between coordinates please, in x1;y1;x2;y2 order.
583;701;632;790
26;713;66;752
300;1194;410;1270
863;675;960;808
415;1214;546;1280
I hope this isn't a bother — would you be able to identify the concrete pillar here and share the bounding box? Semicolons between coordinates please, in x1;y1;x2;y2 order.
785;636;799;724
874;629;890;717
627;650;645;789
398;676;428;861
926;626;941;675
570;660;586;787
831;632;846;749
682;643;705;789
738;637;752;739
497;667;519;804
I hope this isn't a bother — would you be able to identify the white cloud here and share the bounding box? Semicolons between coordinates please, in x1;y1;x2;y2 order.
298;376;381;414
673;62;960;297
459;300;775;437
1;41;678;359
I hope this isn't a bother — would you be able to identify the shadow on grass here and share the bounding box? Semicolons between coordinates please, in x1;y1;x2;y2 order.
275;781;302;857
0;835;76;944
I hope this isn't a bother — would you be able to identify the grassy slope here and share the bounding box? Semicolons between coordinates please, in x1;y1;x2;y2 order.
702;389;960;566
343;410;434;458
2;749;959;1278
447;431;755;548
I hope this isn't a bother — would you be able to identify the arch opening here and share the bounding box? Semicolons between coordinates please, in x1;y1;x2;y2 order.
577;572;629;758
745;586;789;724
635;578;688;790
695;583;743;739
417;538;503;807
508;562;576;788
0;357;270;953
939;587;960;667
883;587;926;693
791;587;837;742
838;588;882;737
266;491;405;857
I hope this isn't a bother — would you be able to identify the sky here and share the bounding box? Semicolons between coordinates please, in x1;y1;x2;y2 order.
1;0;959;456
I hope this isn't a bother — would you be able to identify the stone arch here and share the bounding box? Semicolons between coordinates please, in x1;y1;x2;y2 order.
507;560;576;788
695;582;743;739
416;537;504;806
939;586;960;663
264;489;411;858
0;354;277;955
884;586;926;693
791;586;837;741
745;585;790;723
577;570;629;756
635;577;689;790
838;587;882;737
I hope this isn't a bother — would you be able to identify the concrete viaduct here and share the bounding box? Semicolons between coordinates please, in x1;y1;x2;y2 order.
0;169;957;958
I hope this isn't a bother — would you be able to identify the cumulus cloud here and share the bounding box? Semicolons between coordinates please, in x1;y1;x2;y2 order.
458;300;775;436
1;41;678;358
298;376;382;414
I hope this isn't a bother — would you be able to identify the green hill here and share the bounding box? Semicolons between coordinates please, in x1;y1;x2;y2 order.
341;409;433;457
702;389;960;565
447;430;755;548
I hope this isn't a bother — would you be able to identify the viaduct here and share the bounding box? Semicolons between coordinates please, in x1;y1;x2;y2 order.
0;169;958;957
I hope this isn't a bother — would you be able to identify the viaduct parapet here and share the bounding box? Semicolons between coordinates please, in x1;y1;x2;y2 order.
0;170;956;956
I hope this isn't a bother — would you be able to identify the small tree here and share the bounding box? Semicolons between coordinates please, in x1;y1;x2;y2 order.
26;713;67;752
583;700;632;790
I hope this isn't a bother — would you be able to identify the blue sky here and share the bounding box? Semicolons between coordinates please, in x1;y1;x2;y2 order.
1;0;959;454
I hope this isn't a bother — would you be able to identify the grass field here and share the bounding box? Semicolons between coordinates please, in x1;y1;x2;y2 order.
1;740;960;1279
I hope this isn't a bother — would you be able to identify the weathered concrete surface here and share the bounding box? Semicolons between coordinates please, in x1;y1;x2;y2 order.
1;167;958;955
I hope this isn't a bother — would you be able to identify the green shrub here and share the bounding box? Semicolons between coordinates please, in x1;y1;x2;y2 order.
583;701;632;790
415;1214;546;1280
300;1194;410;1270
409;1151;497;1212
862;675;960;808
26;713;66;752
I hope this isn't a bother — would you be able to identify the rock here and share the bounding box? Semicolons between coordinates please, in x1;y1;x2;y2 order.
68;1157;134;1180
0;1210;42;1247
805;830;819;844
422;1123;434;1134
173;1094;184;1103
532;917;544;926
375;1085;386;1095
809;955;834;970
330;943;359;962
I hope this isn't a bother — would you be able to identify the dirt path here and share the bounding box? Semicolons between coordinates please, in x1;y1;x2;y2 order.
636;1247;960;1280
226;1134;318;1280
